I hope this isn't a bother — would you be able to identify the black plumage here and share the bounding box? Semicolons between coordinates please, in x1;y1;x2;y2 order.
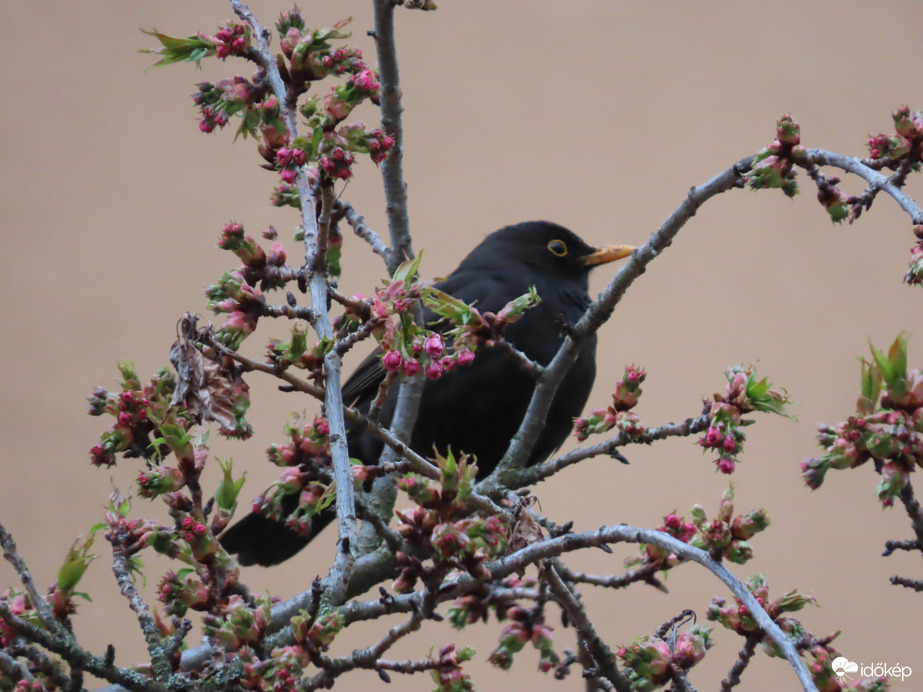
220;221;633;566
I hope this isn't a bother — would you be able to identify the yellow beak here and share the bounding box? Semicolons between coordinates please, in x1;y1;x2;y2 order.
581;244;636;267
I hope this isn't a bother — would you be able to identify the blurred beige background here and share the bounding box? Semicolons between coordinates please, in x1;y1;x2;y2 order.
2;2;922;690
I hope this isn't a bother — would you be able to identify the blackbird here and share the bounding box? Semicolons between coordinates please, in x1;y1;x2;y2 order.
220;221;633;566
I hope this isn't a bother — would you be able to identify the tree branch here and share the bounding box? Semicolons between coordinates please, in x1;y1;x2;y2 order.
110;553;171;681
0;523;61;635
545;562;630;692
373;0;413;271
488;156;754;484
803;149;923;224
503;414;711;489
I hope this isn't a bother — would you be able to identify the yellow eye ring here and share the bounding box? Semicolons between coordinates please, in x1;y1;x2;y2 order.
547;239;568;257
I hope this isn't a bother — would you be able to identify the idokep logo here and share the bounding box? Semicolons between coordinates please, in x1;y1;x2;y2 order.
832;656;912;682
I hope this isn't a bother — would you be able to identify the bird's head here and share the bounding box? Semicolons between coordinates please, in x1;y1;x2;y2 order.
459;221;635;285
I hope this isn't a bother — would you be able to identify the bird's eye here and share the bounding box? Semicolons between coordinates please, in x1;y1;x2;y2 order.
547;240;568;257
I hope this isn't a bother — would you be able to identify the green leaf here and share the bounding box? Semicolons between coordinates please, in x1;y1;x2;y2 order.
215;457;246;512
858;357;882;404
888;333;909;382
57;535;97;594
869;341;894;383
392;251;423;286
746;376;770;400
140;29;216;67
421;287;478;324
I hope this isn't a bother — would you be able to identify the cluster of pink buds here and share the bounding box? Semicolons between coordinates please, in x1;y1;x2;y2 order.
698;420;745;474
208;223;280;348
906;225;923;285
867;106;923;166
707;574;814;638
137;465;185;498
0;588;30;647
192;76;261;134
700;365;792;475
203;594;271;650
157;569;210;616
746;114;805;197
688;485;769;564
367;128;396;163
430;644;476;692
88;363;177;467
276;11;365;83
574;365;646;441
104;493;161;557
393;451;505;591
291;609;344;651
210;21;250;60
371;258;482;381
319;142;355;180
803;334;923;506
242;648;306;692
275;146;307;184
618;627;713;690
488;608;559;673
245;416;335;535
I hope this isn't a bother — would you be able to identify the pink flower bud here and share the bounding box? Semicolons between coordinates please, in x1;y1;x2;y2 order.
403;359;421;377
722;435;738;453
717;456;736;474
424;333;445;357
424;360;443;380
382;350;403;372
456;348;475;367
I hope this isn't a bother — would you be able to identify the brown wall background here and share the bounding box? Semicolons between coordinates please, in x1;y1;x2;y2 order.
2;2;922;690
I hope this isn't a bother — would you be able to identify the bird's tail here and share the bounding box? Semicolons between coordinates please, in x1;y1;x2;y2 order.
219;501;335;566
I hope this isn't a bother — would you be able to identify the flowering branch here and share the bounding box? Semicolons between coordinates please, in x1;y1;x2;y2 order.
488;157;754;485
504;413;711;489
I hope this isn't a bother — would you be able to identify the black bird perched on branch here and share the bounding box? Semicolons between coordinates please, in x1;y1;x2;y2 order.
220;221;634;566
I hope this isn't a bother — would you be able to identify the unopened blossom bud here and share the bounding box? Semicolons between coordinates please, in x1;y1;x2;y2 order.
276;147;293;166
424;333;445;358
403;359;421;377
717;456;736;474
456;348;475;367
722;435;738;453
425;360;443;380
382;350;403;372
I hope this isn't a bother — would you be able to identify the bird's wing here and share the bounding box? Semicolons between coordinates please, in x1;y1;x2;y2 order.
339;269;521;409
340;347;386;408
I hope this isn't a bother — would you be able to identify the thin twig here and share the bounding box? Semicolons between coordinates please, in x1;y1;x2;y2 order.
721;635;759;691
485;338;546;378
373;0;413;272
0;650;34;685
0;523;61;634
555;562;668;592
889;575;923;591
110;554;171;681
0;602;165;692
336;200;391;265
802;149;923;224
488;156;755;484
544;562;630;692
504;414;710;488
